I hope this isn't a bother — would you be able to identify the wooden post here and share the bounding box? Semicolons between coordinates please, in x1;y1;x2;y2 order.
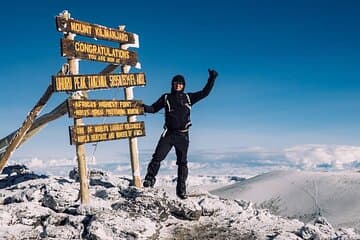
63;11;89;204
122;66;142;188
120;26;142;187
0;84;53;172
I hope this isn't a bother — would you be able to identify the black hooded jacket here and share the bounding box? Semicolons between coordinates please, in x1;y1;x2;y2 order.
143;76;215;131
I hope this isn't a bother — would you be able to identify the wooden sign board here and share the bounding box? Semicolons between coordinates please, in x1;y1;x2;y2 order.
67;99;144;118
56;16;135;44
61;38;138;66
52;73;146;92
69;121;145;145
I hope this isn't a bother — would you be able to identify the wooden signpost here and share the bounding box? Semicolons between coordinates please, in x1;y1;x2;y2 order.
61;38;138;66
56;16;136;44
67;99;144;118
52;73;146;92
58;11;145;202
69;121;145;145
0;11;146;204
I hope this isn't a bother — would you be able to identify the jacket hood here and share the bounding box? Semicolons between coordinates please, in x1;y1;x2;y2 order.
171;75;186;93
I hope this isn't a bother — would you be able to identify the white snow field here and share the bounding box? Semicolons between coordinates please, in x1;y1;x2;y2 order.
211;170;360;232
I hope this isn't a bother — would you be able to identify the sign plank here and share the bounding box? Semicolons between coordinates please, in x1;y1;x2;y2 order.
56;16;135;44
52;73;146;92
61;38;138;66
67;99;144;118
69;121;145;145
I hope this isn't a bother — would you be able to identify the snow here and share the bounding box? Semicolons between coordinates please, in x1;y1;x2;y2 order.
211;170;360;231
0;165;359;239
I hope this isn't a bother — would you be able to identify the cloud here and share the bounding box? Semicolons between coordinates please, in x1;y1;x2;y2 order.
115;164;132;173
189;147;289;167
25;157;44;168
284;144;360;170
183;144;360;174
10;144;360;177
10;156;101;177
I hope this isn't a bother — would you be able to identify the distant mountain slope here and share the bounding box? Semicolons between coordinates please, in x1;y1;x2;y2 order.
211;170;360;231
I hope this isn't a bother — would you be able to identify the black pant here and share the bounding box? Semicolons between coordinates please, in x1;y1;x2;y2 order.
145;131;189;194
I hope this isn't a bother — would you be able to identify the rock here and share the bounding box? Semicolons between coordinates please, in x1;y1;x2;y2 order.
169;197;202;221
0;171;48;189
95;189;108;199
230;176;246;182
42;190;58;211
2;164;30;175
299;217;338;239
68;167;80;181
3;192;26;204
1;164;360;240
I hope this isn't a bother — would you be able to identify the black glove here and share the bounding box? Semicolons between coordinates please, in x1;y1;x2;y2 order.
134;101;144;108
208;69;218;80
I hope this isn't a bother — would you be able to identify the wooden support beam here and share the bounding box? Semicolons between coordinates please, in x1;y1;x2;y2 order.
0;85;53;172
120;26;142;188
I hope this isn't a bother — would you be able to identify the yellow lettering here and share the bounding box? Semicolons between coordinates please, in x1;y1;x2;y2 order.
76;127;85;134
127;108;141;115
55;76;72;91
73;76;87;90
87;126;94;134
137;73;145;85
123;123;142;131
90;133;108;142
108;132;115;139
78;135;90;143
74;41;130;61
91;109;104;116
109;75;120;87
118;101;132;108
70;22;92;35
115;131;128;138
109;74;142;87
98;101;117;108
74;109;91;117
94;125;109;133
74;101;97;108
110;123;125;131
94;27;129;42
107;57;115;62
134;129;144;136
97;55;106;61
88;54;97;60
127;130;133;137
105;109;126;116
87;75;108;89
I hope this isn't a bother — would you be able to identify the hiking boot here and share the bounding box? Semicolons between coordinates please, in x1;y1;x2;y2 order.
176;192;188;200
143;178;155;188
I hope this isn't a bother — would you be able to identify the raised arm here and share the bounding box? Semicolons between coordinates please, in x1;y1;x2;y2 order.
188;69;218;105
143;94;165;113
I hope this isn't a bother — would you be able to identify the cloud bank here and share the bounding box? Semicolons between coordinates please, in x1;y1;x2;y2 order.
10;144;360;177
284;144;360;170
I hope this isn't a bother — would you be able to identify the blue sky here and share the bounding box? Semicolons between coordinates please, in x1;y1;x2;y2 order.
1;0;360;171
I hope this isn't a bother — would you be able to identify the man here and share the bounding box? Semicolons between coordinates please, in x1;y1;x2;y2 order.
142;69;218;199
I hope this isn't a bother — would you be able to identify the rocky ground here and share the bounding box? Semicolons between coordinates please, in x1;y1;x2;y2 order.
0;165;359;240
